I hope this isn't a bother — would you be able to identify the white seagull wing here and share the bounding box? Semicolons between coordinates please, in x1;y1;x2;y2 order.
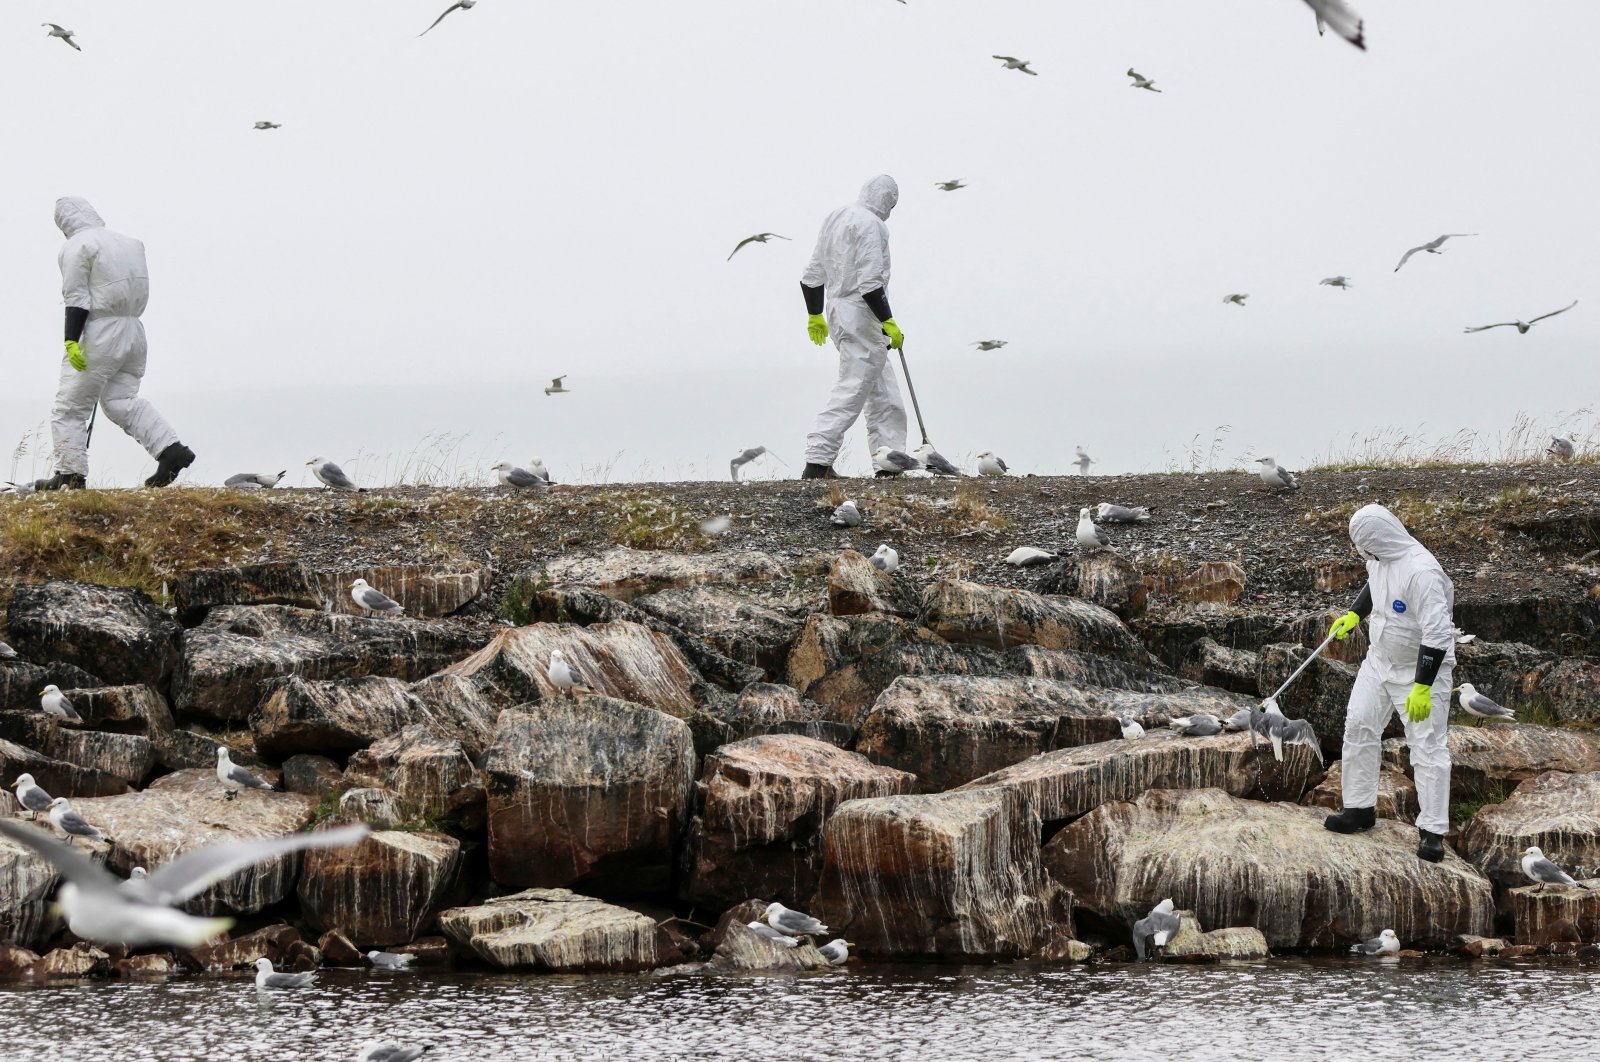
139;825;370;906
0;819;121;898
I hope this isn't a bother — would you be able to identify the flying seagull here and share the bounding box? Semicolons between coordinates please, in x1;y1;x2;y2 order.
1548;437;1576;461
1304;0;1365;49
976;451;1008;476
831;499;862;527
419;0;476;37
1076;508;1110;551
1256;456;1300;491
548;648;583;698
747;922;801;948
255;957;317;989
1465;300;1578;335
225;471;285;489
42;24;80;51
1126;68;1162;92
872;446;921;475
730;446;767;483
367;950;417;970
253;121;282;131
544;375;571;395
1394;233;1476;272
1096;503;1150;523
1074;447;1094;475
216;747;274;800
1349;929;1400;956
993;55;1037;76
870;544;899;574
934;180;967;191
1453;683;1515;724
491;462;547;489
1133;898;1181;960
760;902;827;936
1222;294;1248;306
39;684;82;723
1320;276;1353;289
819;939;854;965
912;443;960;477
973;340;1008;351
1521;846;1591;892
727;233;790;261
307;456;358;490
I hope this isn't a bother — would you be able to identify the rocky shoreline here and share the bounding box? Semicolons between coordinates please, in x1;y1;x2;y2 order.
3;469;1600;979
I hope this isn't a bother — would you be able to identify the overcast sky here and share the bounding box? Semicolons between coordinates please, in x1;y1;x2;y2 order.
2;1;1597;487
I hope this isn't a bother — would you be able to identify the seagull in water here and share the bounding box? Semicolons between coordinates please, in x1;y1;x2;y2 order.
216;747;274;800
1074;447;1094;475
831;499;862;527
1465;300;1578;335
1522;846;1592;892
1096;503;1149;524
747;922;801;948
935;180;967;191
42;24;81;51
253;121;282;131
1168;714;1222;737
730;446;768;483
819;939;854;965
1076;508;1109;551
256;957;317;989
912;444;960;477
491;462;547;489
993;55;1037;75
1222;293;1248;306
972;340;1008;351
870;545;899;574
977;451;1008;477
11;774;55;820
1126;68;1162;92
1256;456;1300;491
727;233;791;261
761;902;827;936
1453;683;1515;724
49;799;108;847
1394;234;1476;272
307;457;359;490
367;950;417;970
350;578;405;616
872;446;921;476
1005;547;1057;567
1349;929;1400;956
0;818;368;948
359;1045;431;1062
1133;899;1181;960
544;376;571;396
419;0;475;36
1548;437;1576;462
548;649;583;698
1320;276;1353;290
225;471;285;489
1119;715;1146;739
39;685;82;723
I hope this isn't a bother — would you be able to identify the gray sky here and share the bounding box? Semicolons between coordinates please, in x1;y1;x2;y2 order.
3;0;1597;487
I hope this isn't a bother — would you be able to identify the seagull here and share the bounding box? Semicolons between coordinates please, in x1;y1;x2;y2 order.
49;798;108;847
993;55;1037;75
1133;898;1181;960
1305;0;1366;50
548;649;582;698
253;121;282;131
747;922;801;948
225;471;286;489
831;499;862;527
216;747;274;800
1548;437;1576;462
491;462;547;489
350;578;405;616
0;641;16;658
727;233;790;261
525;457;553;484
699;515;732;536
1076;508;1109;551
870;544;900;574
1393;234;1476;272
1074;447;1094;475
872;446;921;475
1454;683;1516;724
255;957;317;989
11;774;54;820
819;939;855;965
976;451;1008;476
1168;714;1222;737
0;818;368;948
730;446;768;482
1349;929;1400;956
1118;715;1146;739
307;457;358;490
972;340;1008;351
42;24;80;51
419;0;475;37
1222;706;1267;733
1465;300;1578;335
1126;68;1162;92
1523;847;1592;892
359;1046;430;1062
1096;503;1150;524
544;376;571;395
760;902;828;936
1222;294;1248;306
1263;702;1324;765
1320;276;1353;289
123;867;148;887
39;685;82;723
367;950;417;970
912;444;960;477
1256;456;1300;491
934;180;967;191
1006;547;1057;567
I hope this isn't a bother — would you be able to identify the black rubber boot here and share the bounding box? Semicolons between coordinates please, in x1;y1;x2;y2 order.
1323;806;1377;834
1417;830;1446;863
32;471;87;492
800;463;839;480
145;443;195;488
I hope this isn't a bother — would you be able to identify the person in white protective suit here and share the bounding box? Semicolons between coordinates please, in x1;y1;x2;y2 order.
1322;504;1455;863
798;175;909;479
35;197;194;491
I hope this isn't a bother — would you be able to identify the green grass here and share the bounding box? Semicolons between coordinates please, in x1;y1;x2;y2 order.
1451;779;1511;826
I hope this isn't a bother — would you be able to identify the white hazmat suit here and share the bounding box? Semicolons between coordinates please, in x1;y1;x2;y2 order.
801;176;908;468
49;197;180;478
1340;504;1455;837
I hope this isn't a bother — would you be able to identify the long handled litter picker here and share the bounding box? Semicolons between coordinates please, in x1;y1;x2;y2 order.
84;404;98;450
897;347;930;447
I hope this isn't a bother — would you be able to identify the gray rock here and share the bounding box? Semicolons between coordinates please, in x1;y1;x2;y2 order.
826;549;921;618
437;888;663;972
0;715;153;785
633;587;803;680
1384;725;1600;799
784;613;942;696
1035;551;1148;620
172;561;326;622
280;754;345;800
0;831;70;949
540;547;789;599
6;582;180;688
338;788;405;828
251;674;499;760
0;659;103;714
709;922;833;971
1180;638;1261;696
52;684;174;734
0;737;129;799
918;579;1151;662
344;725;483;824
1160;912;1271;962
299;828;462;947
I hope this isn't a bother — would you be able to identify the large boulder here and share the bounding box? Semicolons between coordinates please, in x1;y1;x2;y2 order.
1384;726;1600;799
298;829;462;947
0;737;129;798
957;730;1320;827
324;564;491;619
250;674;500;760
826;550;921;618
1034;551;1148;620
803;642;1004;729
0;832;67;949
917;580;1151;663
344;725;483;824
680;735;917;911
1459;772;1600;891
633;587;803;680
1160;913;1271;962
173;605;487;721
709;921;834;972
483;699;694;895
437;888;662;972
1529;658;1600;727
539;547;788;597
814;787;1070;962
1302;760;1419;823
6;582;181;688
1180;638;1260;697
1509;882;1600;947
173;561;491;623
0;715;152;786
52;684;174;735
1044;788;1494;949
785;613;942;695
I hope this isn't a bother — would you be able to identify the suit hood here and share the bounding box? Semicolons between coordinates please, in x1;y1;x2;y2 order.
858;175;899;221
55;197;105;239
1349;504;1421;562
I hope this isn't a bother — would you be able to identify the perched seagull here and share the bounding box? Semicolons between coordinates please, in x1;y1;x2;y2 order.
1548;437;1576;461
367;950;417;970
830;499;863;527
1393;234;1476;272
1126;68;1162;92
255;957;317;989
1096;503;1150;523
819;939;854;965
419;0;475;37
1076;508;1109;551
216;747;274;800
760;902;828;936
1005;547;1057;567
1118;715;1146;740
491;462;547;489
993;55;1037;76
350;578;405;616
525;457;553;484
747;922;801;948
1349;929;1400;956
253;121;282;131
1222;293;1248;306
122;867;148;890
1264;702;1324;765
11;774;55;820
872;446;921;475
1465;300;1578;335
49;799;108;847
976;451;1009;476
870;545;900;574
307;457;358;490
729;446;768;482
972;340;1008;351
1074;447;1094;475
42;24;81;51
548;648;582;698
359;1046;430;1062
1256;456;1300;491
1522;847;1591;892
1319;276;1353;290
727;233;791;261
913;444;960;477
0;641;16;658
1454;683;1516;724
39;685;82;723
544;376;571;395
0;818;367;948
1305;0;1366;50
1168;714;1222;737
934;180;968;191
225;471;286;489
1133;899;1181;960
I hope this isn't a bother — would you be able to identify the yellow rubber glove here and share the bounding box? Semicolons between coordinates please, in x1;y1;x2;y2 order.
1328;611;1361;641
65;340;86;373
807;314;829;346
881;318;904;350
1404;683;1432;723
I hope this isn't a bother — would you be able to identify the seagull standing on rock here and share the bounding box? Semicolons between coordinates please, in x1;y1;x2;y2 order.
307;457;359;490
819;939;854;965
1256;456;1300;491
491;462;547;489
1349;929;1400;956
870;545;900;574
1548;437;1576;461
350;579;405;616
548;649;583;698
760;902;828;936
525;458;553;484
1521;847;1591;892
831;499;862;527
216;747;274;800
39;685;82;723
1119;715;1146;739
977;451;1008;476
49;798;109;847
1453;683;1515;724
11;774;55;820
1076;508;1109;551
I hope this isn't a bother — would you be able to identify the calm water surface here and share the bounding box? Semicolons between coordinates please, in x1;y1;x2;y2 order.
4;959;1598;1061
